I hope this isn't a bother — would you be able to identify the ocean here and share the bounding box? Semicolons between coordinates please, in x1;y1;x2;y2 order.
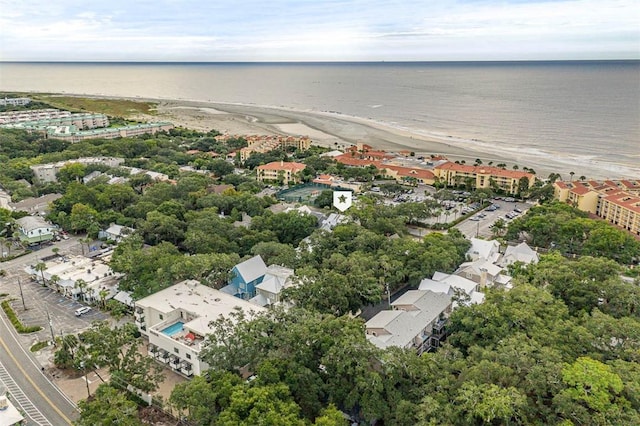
0;61;638;178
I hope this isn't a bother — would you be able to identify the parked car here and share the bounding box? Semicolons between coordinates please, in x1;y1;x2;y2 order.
75;306;91;317
504;197;515;202
514;207;522;213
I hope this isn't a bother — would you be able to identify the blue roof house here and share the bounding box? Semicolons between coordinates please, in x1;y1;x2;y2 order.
227;255;268;299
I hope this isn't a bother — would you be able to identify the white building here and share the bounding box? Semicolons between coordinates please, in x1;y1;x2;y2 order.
0;97;31;107
26;254;121;302
30;157;125;183
419;272;485;307
134;280;266;377
365;290;452;354
99;223;134;242
501;242;539;266
249;265;295;307
466;238;501;263
15;216;56;245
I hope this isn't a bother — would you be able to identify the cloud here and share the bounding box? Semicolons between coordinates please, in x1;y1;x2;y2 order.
0;0;637;60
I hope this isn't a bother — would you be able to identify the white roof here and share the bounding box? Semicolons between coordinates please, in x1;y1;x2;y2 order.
418;279;454;295
467;238;500;262
114;290;134;307
457;259;503;277
16;216;52;233
319;150;344;157
234;255;267;283
105;223;133;237
431;272;478;295
366;290;451;349
256;265;294;294
503;242;539;265
136;280;265;336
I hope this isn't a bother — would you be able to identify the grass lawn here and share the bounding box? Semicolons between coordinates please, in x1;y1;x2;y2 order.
33;94;157;118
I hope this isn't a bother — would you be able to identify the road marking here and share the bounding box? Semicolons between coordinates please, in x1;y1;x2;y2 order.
0;362;52;425
0;314;74;425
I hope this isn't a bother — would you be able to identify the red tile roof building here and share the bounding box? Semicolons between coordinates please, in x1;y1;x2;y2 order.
256;161;306;185
553;179;640;236
433;162;535;195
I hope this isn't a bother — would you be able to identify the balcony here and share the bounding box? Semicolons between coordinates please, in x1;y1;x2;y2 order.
147;344;158;357
180;361;193;376
157;349;170;363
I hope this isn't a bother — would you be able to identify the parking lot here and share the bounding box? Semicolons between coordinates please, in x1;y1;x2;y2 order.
0;236;109;345
455;199;532;239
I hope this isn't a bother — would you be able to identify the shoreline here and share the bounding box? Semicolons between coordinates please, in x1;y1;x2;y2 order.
33;93;640;180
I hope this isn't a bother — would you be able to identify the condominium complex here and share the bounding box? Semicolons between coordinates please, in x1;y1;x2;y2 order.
256;161;306;185
0;107;173;142
2;113;109;130
0;108;71;124
433;162;536;195
0;97;31;107
134;280;265;377
227;135;311;161
554;179;640;236
45;122;174;142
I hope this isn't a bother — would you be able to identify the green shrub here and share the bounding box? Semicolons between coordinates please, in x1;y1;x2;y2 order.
1;300;42;333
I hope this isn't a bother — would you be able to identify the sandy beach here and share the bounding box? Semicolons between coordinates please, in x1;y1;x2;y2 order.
143;99;582;178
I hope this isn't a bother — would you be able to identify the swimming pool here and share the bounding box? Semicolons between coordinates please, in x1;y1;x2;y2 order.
161;321;184;336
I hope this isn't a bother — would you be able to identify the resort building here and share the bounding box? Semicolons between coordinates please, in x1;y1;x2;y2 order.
45;122;174;142
379;165;435;185
134;280;266;376
31;157;125;183
433;162;536;195
235;135;312;161
0;96;31;107
15;216;57;245
0;108;69;124
256;161;306;185
365;290;452;354
553;180;640;236
1;113;109;130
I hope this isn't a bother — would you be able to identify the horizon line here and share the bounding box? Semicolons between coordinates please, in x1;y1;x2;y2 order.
1;58;639;65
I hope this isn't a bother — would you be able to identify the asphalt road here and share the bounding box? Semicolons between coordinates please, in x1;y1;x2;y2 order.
0;310;78;424
0;237;90;424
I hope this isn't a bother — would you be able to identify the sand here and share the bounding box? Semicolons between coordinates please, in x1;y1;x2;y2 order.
119;96;638;179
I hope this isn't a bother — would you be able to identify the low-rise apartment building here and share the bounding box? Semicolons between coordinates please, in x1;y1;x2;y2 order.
0;97;31;107
30;157;126;183
2;113;109;130
553;179;640;236
134;280;266;376
237;135;312;161
433;162;535;195
0;108;69;124
256;161;306;185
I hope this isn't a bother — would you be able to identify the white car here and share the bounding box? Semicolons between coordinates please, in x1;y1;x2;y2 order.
74;306;91;317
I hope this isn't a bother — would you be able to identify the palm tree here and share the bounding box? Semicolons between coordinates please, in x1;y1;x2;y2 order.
99;288;109;309
34;262;47;286
569;171;575;181
579;175;586;181
74;279;88;302
49;275;61;293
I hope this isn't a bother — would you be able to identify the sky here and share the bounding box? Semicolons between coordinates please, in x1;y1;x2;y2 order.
0;0;638;61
